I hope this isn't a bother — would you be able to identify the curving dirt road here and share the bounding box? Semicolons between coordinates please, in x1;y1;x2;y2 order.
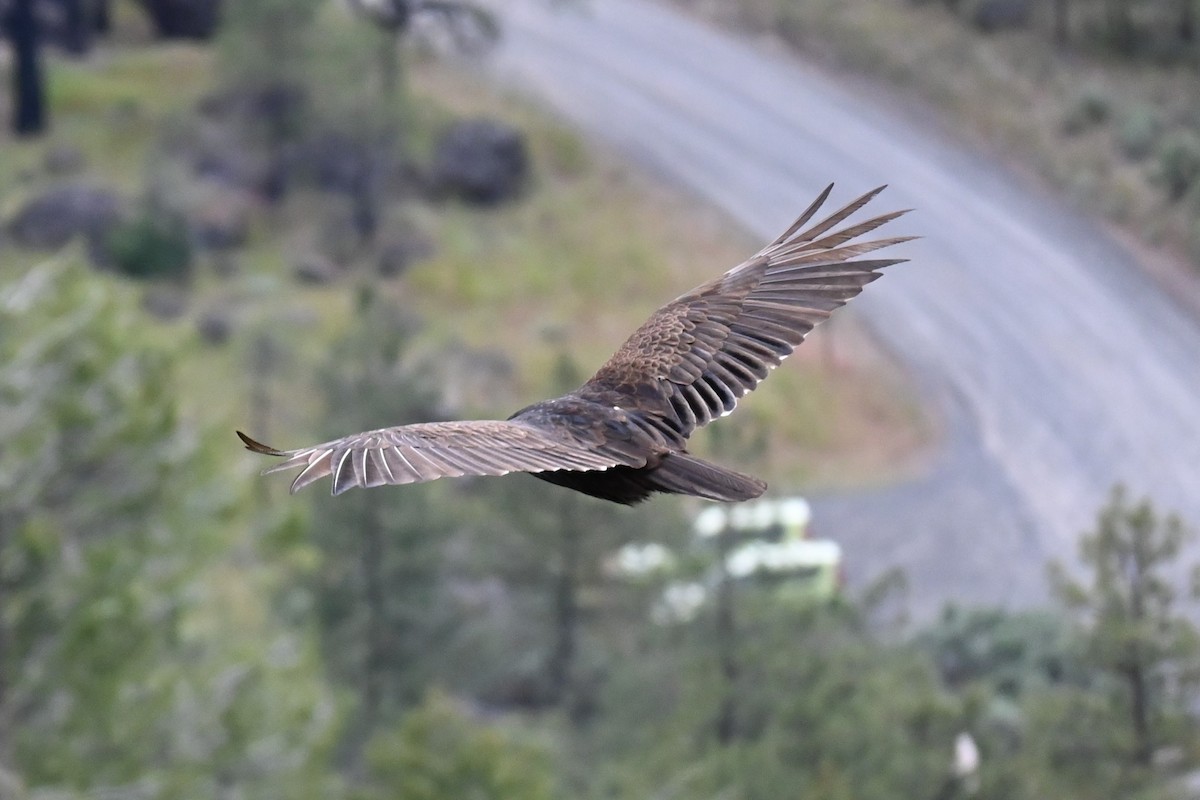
480;0;1200;614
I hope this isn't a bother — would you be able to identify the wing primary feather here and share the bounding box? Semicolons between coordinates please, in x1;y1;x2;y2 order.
679;385;713;425
702;371;739;412
771;237;917;268
397;445;441;481
237;430;286;456
331;450;357;495
459;448;511;474
371;448;396;484
775;210;910;256
388;445;422;479
355;448;370;487
763;257;907;281
671;392;698;430
690;378;726;418
290;454;331;494
704;362;743;398
379;447;413;482
412;445;463;479
713;352;760;388
424;446;482;475
768;183;834;246
514;448;564;472
793;185;887;245
262;456;310;476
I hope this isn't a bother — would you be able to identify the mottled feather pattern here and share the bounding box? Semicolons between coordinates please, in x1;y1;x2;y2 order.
239;184;912;503
585;185;911;438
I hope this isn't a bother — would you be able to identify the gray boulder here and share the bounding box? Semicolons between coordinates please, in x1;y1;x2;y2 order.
963;0;1031;32
305;131;374;194
139;0;222;40
430;118;528;205
378;229;434;278
7;183;122;251
197;309;234;345
294;254;342;286
177;180;254;251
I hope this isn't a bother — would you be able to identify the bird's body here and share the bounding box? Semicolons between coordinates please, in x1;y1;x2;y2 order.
239;184;912;504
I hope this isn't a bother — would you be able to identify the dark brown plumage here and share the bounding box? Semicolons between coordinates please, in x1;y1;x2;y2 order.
238;184;912;504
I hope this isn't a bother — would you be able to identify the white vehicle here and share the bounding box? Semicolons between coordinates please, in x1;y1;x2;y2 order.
613;497;844;622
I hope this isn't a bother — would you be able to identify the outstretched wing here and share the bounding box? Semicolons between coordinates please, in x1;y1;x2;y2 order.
238;419;633;496
583;184;912;436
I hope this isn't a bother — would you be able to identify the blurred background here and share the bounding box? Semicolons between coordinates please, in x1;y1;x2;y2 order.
2;1;1200;798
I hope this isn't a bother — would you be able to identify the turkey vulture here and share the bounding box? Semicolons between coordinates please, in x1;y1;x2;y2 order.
238;184;912;504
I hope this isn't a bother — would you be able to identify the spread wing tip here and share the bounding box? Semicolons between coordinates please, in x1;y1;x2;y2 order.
237;430;287;457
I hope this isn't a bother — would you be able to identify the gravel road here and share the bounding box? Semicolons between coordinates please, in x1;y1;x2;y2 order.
481;0;1200;615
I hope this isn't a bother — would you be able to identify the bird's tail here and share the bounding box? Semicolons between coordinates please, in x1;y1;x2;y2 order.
647;453;767;503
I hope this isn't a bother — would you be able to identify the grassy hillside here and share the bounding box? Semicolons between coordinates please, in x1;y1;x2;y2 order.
0;26;927;492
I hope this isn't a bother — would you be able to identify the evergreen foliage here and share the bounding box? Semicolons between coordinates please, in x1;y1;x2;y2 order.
1050;485;1200;772
306;291;459;752
353;690;556;800
0;261;338;798
105;204;193;280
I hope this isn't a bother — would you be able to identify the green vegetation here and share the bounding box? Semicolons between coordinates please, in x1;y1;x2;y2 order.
354;691;557;800
0;261;338;798
3;3;1200;799
105;202;193;279
1051;486;1200;770
1156;130;1200;202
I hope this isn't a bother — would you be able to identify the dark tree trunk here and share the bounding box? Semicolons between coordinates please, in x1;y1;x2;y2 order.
1181;0;1196;42
61;0;92;55
1106;0;1135;53
6;0;47;136
547;525;579;706
378;29;402;102
0;527;8;765
350;166;379;247
1126;658;1153;765
1126;546;1153;766
715;528;739;744
94;0;112;34
140;0;222;40
1054;0;1070;45
361;500;387;738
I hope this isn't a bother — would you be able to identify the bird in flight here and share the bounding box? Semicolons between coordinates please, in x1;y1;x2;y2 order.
239;184;911;504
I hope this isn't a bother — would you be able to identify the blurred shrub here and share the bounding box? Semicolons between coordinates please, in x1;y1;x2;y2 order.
354;690;557;800
1115;106;1161;161
958;0;1032;33
105;205;193;280
917;605;1084;697
1154;129;1200;201
1060;85;1111;135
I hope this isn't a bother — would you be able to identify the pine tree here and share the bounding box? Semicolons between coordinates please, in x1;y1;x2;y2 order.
304;290;459;759
1050;486;1200;770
